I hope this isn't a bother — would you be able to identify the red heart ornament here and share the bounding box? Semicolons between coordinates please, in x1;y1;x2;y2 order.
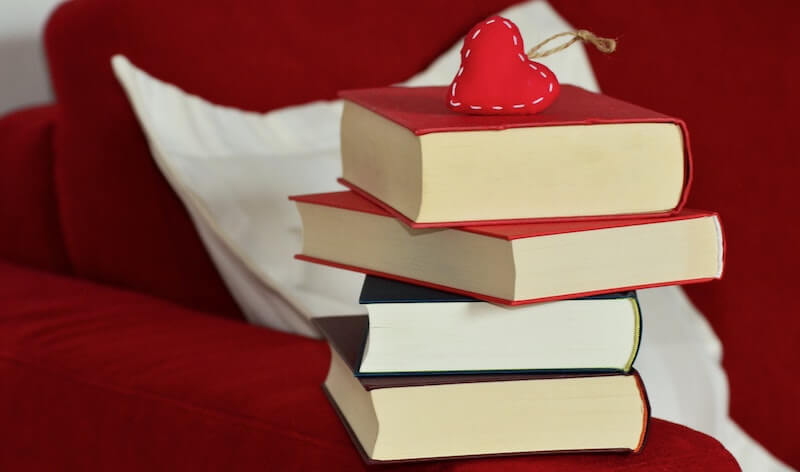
447;16;560;115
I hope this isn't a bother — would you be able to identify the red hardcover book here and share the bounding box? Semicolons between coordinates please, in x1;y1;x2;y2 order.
291;191;724;306
339;85;693;228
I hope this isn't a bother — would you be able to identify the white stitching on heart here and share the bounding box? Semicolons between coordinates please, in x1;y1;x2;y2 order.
449;18;556;112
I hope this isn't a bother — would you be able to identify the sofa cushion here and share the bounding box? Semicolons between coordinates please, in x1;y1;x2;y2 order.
0;105;70;274
544;3;800;466
107;0;600;337
41;0;522;319
27;0;798;465
41;0;244;317
0;261;739;470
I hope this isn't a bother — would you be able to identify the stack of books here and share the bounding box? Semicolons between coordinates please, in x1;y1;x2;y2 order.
291;85;725;463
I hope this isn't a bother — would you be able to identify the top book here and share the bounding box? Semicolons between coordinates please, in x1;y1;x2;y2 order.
339;85;692;228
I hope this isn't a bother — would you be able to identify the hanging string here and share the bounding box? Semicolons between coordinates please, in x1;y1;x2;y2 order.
527;30;616;59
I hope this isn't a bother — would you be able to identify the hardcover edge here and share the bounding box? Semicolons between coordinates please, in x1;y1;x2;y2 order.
293;188;717;241
295;254;718;306
633;369;652;453
345;315;632;376
356;292;640;376
713;214;728;279
339;86;680;136
624;293;643;372
336;85;694;228
338;177;692;230
318;316;629;390
321;380;646;464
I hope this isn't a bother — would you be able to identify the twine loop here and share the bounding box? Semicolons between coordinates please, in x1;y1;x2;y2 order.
527;29;616;60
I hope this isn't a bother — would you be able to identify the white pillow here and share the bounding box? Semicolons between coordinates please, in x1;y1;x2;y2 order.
110;0;599;335
111;1;787;469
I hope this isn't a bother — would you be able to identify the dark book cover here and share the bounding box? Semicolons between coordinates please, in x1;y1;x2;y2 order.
357;276;643;374
313;315;646;390
360;274;638;304
314;315;652;462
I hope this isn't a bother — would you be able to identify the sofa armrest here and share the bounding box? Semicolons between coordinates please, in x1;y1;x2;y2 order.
0;105;71;273
0;261;739;471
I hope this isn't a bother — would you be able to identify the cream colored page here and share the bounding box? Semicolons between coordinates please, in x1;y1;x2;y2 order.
362;298;636;372
513;216;721;300
341;102;423;219
298;203;516;300
324;351;379;456
417;123;684;222
371;376;643;460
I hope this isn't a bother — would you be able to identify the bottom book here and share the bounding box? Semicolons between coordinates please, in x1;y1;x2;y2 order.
316;316;651;463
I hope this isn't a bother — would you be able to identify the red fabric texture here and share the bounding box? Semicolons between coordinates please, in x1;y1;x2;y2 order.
547;2;800;466
42;2;242;317
39;0;521;317
0;261;739;471
0;0;790;467
447;16;559;114
0;105;70;274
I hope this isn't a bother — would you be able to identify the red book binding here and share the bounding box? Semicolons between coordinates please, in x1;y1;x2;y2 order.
290;191;725;306
339;85;693;228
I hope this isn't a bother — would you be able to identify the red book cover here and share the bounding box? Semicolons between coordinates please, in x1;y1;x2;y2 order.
290;191;725;306
338;85;693;229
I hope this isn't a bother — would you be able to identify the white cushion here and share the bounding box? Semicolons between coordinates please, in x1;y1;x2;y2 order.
110;0;599;335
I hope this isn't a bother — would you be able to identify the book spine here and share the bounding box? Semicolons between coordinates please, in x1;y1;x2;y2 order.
673;119;693;216
623;292;643;372
632;369;651;454
295;254;719;306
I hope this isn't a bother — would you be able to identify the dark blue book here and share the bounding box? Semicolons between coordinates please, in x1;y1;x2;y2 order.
356;276;642;376
360;274;636;304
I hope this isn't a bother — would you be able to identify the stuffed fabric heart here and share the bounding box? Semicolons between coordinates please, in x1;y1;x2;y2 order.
447;16;560;115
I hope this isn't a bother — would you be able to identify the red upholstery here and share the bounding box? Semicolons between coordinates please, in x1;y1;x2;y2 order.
0;261;739;471
0;0;794;468
42;0;243;317
546;3;800;466
42;0;520;317
0;106;70;274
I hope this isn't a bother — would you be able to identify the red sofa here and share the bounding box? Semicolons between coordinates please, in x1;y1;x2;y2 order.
1;0;794;469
